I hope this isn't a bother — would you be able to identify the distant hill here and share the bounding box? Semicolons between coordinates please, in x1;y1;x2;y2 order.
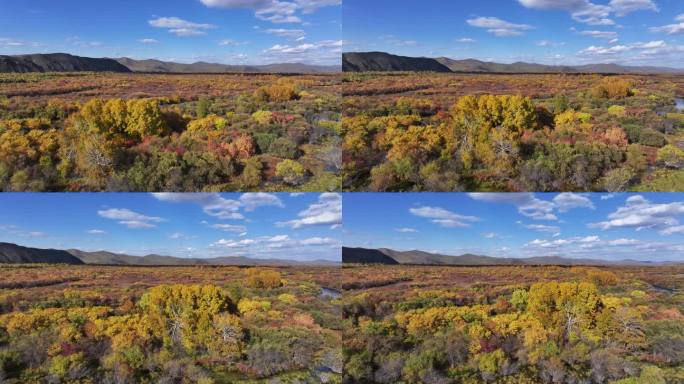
67;248;337;266
116;57;340;74
343;52;684;74
0;242;85;265
342;52;451;73
341;247;399;264
0;53;340;74
0;53;131;73
343;247;676;266
0;243;336;266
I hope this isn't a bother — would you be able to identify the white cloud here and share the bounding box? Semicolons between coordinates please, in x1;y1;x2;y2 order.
239;193;284;211
300;236;337;245
87;229;107;235
277;193;342;229
458;38;476;43
609;0;658;17
219;39;247;46
467;17;534;37
578;30;618;39
578;40;682;63
152;193;244;220
650;14;684;35
265;28;306;39
66;36;103;48
553;193;595;212
660;225;684;235
211;234;339;251
138;38;159;44
210;223;248;233
267;235;290;242
149;17;217;37
200;0;339;24
395;227;418;233
468;193;558;221
97;208;165;229
537;40;565;47
589;195;684;231
264;39;341;54
519;0;657;25
409;206;481;228
0;38;28;47
212;238;256;248
609;238;639;245
525;224;561;234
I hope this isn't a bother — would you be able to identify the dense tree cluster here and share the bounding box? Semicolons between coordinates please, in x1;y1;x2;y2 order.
0;266;342;383
0;72;341;192
343;74;684;191
343;265;684;384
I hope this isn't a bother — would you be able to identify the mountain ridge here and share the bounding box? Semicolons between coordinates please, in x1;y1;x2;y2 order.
0;243;338;266
343;51;684;74
0;53;340;74
0;53;130;73
0;242;85;265
343;247;680;266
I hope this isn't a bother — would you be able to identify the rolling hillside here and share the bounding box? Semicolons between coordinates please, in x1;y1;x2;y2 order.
343;247;673;266
0;53;340;74
342;51;451;72
343;52;684;74
116;57;340;73
0;53;131;73
0;242;85;265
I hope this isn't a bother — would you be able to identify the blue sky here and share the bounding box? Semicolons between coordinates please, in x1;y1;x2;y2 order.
344;193;684;262
344;0;684;67
0;193;342;261
0;0;341;65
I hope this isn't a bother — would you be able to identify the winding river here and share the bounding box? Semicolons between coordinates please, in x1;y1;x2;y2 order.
320;287;341;299
676;97;684;112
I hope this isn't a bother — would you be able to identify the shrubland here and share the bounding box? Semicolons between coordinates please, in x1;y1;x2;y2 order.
342;73;684;191
0;72;341;192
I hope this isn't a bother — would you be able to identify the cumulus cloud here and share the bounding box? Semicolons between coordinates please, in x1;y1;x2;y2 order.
467;17;534;37
261;39;341;63
578;30;618;40
525;224;561;234
609;0;658;17
0;38;29;47
239;193;284;211
578;40;682;65
469;193;559;221
149;17;217;37
152;193;244;220
218;39;248;46
379;34;419;46
97;208;165;229
138;38;159;44
211;234;339;250
200;0;339;24
277;193;342;229
87;229;107;235
589;195;684;232
210;223;248;233
650;14;684;35
395;227;418;233
537;40;565;47
519;0;658;26
409;206;481;228
264;28;306;39
553;193;595;212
